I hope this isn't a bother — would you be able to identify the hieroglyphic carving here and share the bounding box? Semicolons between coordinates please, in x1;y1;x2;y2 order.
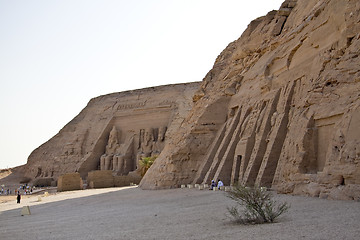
116;102;146;110
158;100;176;107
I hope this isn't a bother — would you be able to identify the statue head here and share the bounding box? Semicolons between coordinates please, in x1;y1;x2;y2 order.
108;126;119;144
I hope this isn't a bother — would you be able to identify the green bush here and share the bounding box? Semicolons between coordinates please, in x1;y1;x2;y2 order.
226;184;289;224
138;155;157;177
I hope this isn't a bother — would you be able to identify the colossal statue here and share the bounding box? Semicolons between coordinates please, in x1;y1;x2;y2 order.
100;126;119;170
153;126;167;155
113;143;131;175
137;128;155;168
99;126;135;175
100;126;167;174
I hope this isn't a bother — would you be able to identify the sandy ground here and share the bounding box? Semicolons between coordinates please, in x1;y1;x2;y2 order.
0;187;360;240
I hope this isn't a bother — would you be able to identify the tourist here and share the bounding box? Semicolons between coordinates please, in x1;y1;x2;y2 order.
217;179;224;189
17;192;21;204
209;180;217;190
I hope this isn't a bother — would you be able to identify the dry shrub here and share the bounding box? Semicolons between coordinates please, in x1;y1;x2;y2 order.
226;184;289;224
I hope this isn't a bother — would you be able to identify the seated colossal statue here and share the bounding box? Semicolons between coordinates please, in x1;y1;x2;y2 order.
153;126;167;155
137;128;155;168
100;126;119;171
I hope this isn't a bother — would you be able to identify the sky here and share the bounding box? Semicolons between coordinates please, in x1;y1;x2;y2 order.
0;0;284;169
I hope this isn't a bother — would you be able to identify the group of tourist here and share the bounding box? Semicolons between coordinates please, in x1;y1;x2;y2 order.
209;179;224;190
0;188;11;195
0;184;36;204
14;185;36;204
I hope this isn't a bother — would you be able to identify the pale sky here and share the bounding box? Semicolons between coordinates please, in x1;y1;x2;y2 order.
0;0;284;169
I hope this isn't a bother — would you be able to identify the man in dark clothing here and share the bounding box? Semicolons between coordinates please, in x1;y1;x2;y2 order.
17;192;21;204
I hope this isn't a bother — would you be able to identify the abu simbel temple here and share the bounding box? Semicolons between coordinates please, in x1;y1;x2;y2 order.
20;0;360;200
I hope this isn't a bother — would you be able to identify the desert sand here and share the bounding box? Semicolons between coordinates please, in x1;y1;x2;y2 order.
0;187;359;240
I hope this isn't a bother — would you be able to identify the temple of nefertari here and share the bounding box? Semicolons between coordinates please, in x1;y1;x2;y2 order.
140;0;360;200
22;0;359;199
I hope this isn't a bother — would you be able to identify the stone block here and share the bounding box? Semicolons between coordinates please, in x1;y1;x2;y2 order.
57;172;82;192
224;186;231;192
181;184;186;189
87;170;114;189
293;182;323;197
21;206;31;216
114;175;130;187
187;184;194;189
114;175;141;187
318;173;344;185
328;187;353;201
198;185;204;190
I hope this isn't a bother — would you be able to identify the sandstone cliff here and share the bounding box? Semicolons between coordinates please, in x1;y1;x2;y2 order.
22;0;360;200
140;0;360;200
23;83;200;180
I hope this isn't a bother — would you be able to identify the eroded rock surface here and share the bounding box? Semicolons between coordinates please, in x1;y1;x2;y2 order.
140;0;360;200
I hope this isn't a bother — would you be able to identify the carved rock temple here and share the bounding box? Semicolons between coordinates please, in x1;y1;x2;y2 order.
22;0;360;200
23;83;200;181
140;0;360;200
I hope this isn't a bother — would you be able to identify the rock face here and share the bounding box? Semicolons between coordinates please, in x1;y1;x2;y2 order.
22;0;360;200
140;0;360;200
23;83;200;181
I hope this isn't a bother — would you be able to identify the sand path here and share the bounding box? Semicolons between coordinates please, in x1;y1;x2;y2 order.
1;187;359;240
